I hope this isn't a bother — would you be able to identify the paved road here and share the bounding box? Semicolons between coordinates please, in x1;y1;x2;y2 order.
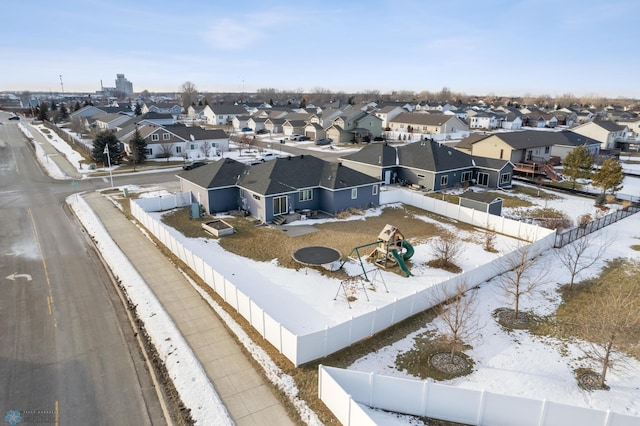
0;117;166;424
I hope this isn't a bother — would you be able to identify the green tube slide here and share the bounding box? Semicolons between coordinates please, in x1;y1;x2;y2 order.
401;239;414;260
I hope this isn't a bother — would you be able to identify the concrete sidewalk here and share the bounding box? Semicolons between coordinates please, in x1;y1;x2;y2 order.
26;123;83;180
83;192;295;426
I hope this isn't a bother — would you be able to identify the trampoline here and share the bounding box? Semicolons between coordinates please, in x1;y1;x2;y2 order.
292;246;341;267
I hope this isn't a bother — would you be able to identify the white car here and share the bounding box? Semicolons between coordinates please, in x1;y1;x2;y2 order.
256;153;278;161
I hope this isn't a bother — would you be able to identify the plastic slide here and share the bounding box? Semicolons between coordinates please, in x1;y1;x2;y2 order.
401;240;414;260
390;249;411;277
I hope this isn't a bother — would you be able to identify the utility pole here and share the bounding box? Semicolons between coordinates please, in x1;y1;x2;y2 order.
59;75;64;94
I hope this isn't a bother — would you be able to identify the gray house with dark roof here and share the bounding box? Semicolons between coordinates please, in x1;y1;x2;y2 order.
177;155;381;223
341;140;513;191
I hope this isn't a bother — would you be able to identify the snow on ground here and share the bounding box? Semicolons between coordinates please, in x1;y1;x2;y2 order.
31;125;640;424
350;189;640;422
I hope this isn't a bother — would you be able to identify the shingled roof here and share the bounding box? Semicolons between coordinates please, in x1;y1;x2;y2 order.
238;155;379;196
341;143;398;167
177;158;246;189
389;112;452;126
397;140;474;171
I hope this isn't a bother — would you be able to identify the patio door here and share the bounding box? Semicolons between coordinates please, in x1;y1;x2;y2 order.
477;172;489;186
273;196;288;215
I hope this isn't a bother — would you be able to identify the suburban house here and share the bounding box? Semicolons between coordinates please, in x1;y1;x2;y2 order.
469;112;499;129
325;109;383;143
340;140;514;191
282;119;309;137
231;115;251;130
119;123;229;159
143;103;183;118
93;113;132;130
177;155;381;223
203;104;248;126
463;130;560;180
388;113;469;136
522;111;558;128
500;112;523;130
570;120;630;150
373;105;406;129
549;131;601;162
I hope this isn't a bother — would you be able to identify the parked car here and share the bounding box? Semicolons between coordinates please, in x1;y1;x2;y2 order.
8;115;20;121
256;129;269;135
290;134;303;141
257;153;278;161
241;127;253;132
183;161;207;170
316;138;332;145
299;136;311;141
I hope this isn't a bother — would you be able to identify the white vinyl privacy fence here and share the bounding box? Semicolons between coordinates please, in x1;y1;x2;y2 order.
318;366;640;426
130;188;556;366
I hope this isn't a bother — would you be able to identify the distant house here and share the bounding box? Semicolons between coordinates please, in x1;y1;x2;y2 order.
177;155;381;223
325;110;383;143
341;140;513;191
570;120;629;150
203;104;248;126
373;105;406;129
550;131;601;162
465;130;561;180
93;113;131;130
470;112;499;129
388;113;469;135
144;103;183;119
119;124;228;159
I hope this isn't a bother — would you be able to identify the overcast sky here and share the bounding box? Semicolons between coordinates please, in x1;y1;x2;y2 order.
2;0;638;98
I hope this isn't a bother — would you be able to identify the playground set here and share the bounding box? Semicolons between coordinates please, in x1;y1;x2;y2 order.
341;224;415;279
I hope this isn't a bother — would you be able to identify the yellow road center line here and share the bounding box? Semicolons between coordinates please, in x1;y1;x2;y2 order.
28;208;57;327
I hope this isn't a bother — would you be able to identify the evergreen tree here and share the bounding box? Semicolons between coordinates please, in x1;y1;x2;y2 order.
134;102;142;116
50;100;57;111
562;146;593;190
592;157;624;195
37;102;49;121
74;101;82;111
130;127;147;168
269;98;274;106
299;98;307;109
92;131;121;166
59;103;69;121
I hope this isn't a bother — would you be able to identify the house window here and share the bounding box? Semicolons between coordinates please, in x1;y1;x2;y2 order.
151;134;159;141
499;149;504;159
526;150;532;161
163;133;170;140
501;173;511;184
461;171;472;182
544;146;550;154
299;189;312;202
253;194;261;201
273;196;287;215
144;148;152;155
440;175;448;186
372;185;378;196
351;188;358;199
176;146;182;153
477;172;489;186
190;144;196;150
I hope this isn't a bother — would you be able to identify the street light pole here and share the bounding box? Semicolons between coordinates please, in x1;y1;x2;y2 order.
103;144;114;188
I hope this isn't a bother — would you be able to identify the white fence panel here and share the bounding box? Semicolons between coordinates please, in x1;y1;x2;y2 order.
236;291;252;322
482;392;542;426
263;312;283;350
249;300;265;336
325;321;353;355
212;270;225;295
610;412;640;426
296;330;325;364
224;280;238;310
426;383;481;424
279;326;298;366
545;401;608;426
370;304;396;333
349;311;377;343
371;374;425;416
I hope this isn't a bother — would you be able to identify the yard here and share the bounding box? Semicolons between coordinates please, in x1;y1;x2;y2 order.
128;181;640;425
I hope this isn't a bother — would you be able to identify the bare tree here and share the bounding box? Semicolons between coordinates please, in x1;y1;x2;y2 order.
180;81;198;110
572;276;640;389
558;232;613;290
199;141;211;159
496;242;547;320
434;281;478;362
158;143;174;161
429;231;463;271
